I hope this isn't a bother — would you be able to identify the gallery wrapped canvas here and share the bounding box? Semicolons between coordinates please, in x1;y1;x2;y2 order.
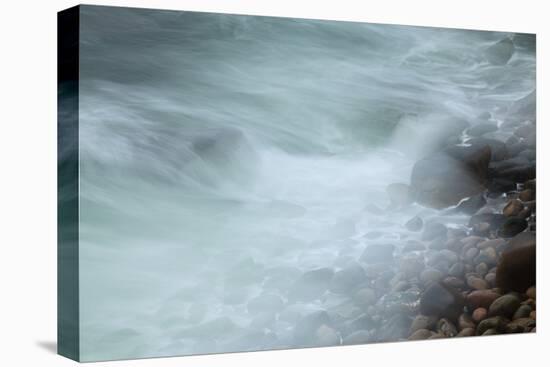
58;5;536;362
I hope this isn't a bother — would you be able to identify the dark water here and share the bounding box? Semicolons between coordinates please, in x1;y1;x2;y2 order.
75;5;535;361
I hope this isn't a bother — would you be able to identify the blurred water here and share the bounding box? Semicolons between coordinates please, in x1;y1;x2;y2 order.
75;6;535;361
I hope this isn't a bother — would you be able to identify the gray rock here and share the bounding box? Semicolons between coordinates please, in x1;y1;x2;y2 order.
330;263;366;294
405;216;423;232
419;282;464;319
360;244;395;264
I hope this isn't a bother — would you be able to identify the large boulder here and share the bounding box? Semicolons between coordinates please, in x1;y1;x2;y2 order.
496;243;535;292
410;144;491;209
419;282;465;320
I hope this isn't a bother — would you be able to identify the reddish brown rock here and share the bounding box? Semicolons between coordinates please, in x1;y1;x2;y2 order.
467;290;501;309
472;307;488;322
503;199;523;217
496;244;535;292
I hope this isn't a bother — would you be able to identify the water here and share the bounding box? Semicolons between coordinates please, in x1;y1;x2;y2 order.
75;6;535;361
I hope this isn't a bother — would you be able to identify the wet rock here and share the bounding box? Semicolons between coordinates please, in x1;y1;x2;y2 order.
485;272;496;287
437;318;458;337
455;194;487;215
288;268;334;302
457;328;475;337
377;313;411;342
507;231;535;250
403;240;426;252
505;318;535;333
449;262;465;278
410;145;491;209
482;328;499;336
386;183;412;207
476;263;489;277
343;330;372;345
488;294;521;318
519;189;535;202
469;213;505;231
496;244;535;292
420;282;465;320
467;290;501;310
442;276;466;291
315;324;340;346
489;157;535;183
484;38;514;65
474;247;497;266
477;316;509;335
513;304;532;320
293;311;332;345
353;287;377;307
410;315;437;334
499;217;527;237
458;314;476;331
468;138;508;161
477;238;505;250
405;216;423;232
526;286;536;300
408;329;433;340
524;179;536;192
467;123;498;137
399;255;425;278
503;199;524;217
467;275;489;290
330;263;366;294
420;268;445;285
360;244;395;264
473;222;490;236
422;222;448;241
247;294;284;315
464;247;480;263
472;307;488;322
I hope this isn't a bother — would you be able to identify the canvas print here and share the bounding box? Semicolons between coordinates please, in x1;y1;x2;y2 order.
58;5;536;362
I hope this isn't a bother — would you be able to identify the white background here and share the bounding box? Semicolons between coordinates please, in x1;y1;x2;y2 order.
0;0;547;365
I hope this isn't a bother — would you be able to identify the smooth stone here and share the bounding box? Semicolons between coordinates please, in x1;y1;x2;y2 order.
420;268;445;285
477;316;509;335
485;272;496;287
464;247;480;263
507;232;535;250
442;276;466;290
477;238;506;250
408;329;433;341
513;304;532;320
482;328;499;336
467;290;501;310
437;318;458;337
353;288;377;307
343;330;372;345
526;286;536;300
458;313;476;331
449;262;465;278
405;216;423;232
410;315;437;334
399;255;425;278
476;263;489;277
472;307;488;322
503;199;523;217
455;194;487;214
488;294;521;318
499;217;528;238
467;275;489;290
474;247;497;266
360;244;395;264
330;263;366;294
496;244;535;292
505;318;535;333
457;328;475;337
419;282;465;319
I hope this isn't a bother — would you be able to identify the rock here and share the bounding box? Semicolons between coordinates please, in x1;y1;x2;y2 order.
420;282;465;319
526;286;536;300
488;294;521;318
458;314;476;331
496;244;535;292
455;194;487;215
464;247;480;263
467;138;508;161
513;304;532;320
405;216;423;232
360;244;395;264
420;268;445;285
399;255;425;278
422;222;448;241
505;318;535;333
428;333;445;339
247;293;284;314
518;189;535;202
477;238;505;250
410;145;491;209
386;183;412;207
293;311;332;345
485;272;496;287
524;179;536;192
530;311;536;320
467;123;498;137
507;231;535;250
477;316;509;335
437;318;458;337
343;330;372;345
467;275;489;290
489;158;535;183
410;315;438;334
354;288;377;307
474;247;498;266
442;276;466;290
469;213;505;231
408;329;433;341
498;217;527;237
484;38;514;65
403;240;425;252
482;328;499;336
330;263;366;294
288;268;334;302
476;263;489;277
377;313;411;342
457;328;475;337
467;290;501;310
472;307;488;322
315;324;340;346
449;262;465;278
503;199;524;217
